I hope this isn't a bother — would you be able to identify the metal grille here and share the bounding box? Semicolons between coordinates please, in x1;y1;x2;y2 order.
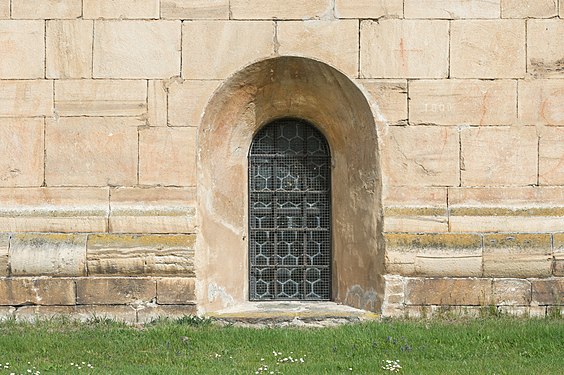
249;118;331;301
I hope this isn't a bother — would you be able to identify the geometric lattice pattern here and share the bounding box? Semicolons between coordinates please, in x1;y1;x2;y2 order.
249;118;331;300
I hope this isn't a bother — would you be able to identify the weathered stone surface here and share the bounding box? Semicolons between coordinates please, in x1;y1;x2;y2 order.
527;19;564;78
501;0;558;18
356;80;407;125
383;187;448;232
84;0;159;19
381;275;405;317
461;127;538;186
493;279;531;306
77;305;138;323
404;0;500;19
55;80;147;117
230;0;331;19
12;0;82;19
76;278;156;305
409;80;517;125
168;80;220;127
137;305;197;323
0;118;44;187
0;306;15;320
531;279;564;305
0;278;75;306
386;234;483;277
405;278;493;305
109;187;196;234
450;217;564;233
555;234;564;277
46;20;93;79
0;1;8;18
448;186;564;209
278;20;359;77
182;21;273;79
561;0;564;17
451;20;525;78
13;305;135;323
147;80;168;127
0;21;44;79
0;187;109;233
139;127;197;186
0;235;7;276
45;117;139;187
93;21;181;79
384;186;447;207
336;0;402;18
381;126;459;186
539;127;564;185
10;234;87;276
157;278;196;304
361;20;449;78
483;234;552;278
87;234;195;276
161;0;229;19
518;79;564;125
15;306;77;322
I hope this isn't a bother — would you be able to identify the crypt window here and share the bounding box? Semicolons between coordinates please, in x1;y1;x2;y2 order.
248;118;332;301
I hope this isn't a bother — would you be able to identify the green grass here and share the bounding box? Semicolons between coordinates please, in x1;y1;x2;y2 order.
0;316;562;374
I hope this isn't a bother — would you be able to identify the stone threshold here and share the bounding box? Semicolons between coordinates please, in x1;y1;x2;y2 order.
207;301;379;327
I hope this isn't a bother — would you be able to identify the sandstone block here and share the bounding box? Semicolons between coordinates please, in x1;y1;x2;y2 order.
94;21;181;79
76;278;156;305
109;187;196;234
493;279;531;306
0;306;15;320
12;0;81;19
182;21;273;79
561;0;564;17
335;0;402;18
278;20;359;77
10;234;87;277
448;186;564;208
483;234;552;278
555;234;564;277
451;20;525;79
0;235;7;276
230;0;331;19
0;21;44;79
148;80;168;127
405;278;493;305
46;20;93;79
46;117;139;187
76;305;137;323
161;0;229;19
409;80;517;126
0;1;8;18
0;118;44;187
461;127;538;186
157;278;196;304
15;306;77;323
137;305;197;323
55;79;147;117
404;0;500;19
0;79;52;117
450;216;564;233
168;80;220;127
139;127;197;186
518;79;564;126
0;278;75;306
539;127;564;185
87;234;195;277
84;0;159;19
356;80;407;126
501;0;558;18
384;217;449;233
381;126;459;186
531;279;564;305
527;19;564;78
0;187;109;233
383;186;448;207
361;20;449;79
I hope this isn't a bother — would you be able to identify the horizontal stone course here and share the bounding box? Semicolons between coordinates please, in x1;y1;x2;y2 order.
405;278;493;305
404;0;500;19
161;0;229;19
335;0;402;18
87;234;195;276
0;80;53;117
230;0;331;19
0;278;75;306
11;0;82;19
501;0;558;18
76;278;156;305
84;0;159;19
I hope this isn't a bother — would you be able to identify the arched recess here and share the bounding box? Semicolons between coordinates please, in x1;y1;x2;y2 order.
197;56;384;313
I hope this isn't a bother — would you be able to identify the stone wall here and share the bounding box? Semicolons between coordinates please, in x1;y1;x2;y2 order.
0;0;562;320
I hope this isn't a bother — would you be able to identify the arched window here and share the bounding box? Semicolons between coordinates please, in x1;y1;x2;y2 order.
248;118;331;300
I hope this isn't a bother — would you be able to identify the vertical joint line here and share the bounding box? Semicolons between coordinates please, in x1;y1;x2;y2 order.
91;21;96;78
537;133;540;186
447;20;451;79
43;117;47;187
107;188;112;233
357;19;361;78
180;21;183;78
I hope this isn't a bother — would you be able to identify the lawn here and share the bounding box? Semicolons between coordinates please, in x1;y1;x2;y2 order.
0;316;562;374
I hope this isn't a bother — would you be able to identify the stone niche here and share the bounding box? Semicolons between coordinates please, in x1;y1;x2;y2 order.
196;56;384;313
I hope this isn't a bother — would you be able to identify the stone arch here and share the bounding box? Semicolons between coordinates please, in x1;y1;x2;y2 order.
196;56;384;313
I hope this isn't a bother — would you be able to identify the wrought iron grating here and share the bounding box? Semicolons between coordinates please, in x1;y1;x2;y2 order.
249;118;331;301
